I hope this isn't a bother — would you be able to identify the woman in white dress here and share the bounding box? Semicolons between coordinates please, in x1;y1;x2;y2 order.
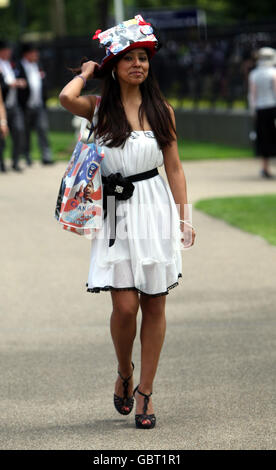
59;16;196;429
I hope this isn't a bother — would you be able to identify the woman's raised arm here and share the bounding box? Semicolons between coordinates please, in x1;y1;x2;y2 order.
59;61;99;121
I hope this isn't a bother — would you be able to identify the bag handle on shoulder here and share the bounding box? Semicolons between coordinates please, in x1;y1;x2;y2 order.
79;95;101;144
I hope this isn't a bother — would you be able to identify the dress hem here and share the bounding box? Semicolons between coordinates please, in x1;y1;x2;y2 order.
86;273;182;298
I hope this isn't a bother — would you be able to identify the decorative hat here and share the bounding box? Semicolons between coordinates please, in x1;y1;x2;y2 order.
93;14;160;73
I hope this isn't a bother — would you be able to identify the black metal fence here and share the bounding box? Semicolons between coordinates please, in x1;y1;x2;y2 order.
24;21;276;107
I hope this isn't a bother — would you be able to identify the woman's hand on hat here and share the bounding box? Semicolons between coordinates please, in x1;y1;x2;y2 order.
81;61;100;80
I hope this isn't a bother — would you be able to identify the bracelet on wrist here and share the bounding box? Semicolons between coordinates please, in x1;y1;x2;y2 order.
74;74;87;87
0;119;8;125
179;219;195;230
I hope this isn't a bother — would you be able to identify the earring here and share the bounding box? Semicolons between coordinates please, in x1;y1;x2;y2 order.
112;69;116;80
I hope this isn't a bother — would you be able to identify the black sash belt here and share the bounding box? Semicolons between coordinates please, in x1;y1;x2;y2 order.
102;167;159;247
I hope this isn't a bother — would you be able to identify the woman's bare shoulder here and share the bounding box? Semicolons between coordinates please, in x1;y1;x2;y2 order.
163;100;176;133
164;100;174;114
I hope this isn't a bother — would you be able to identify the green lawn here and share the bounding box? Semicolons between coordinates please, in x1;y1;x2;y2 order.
3;131;76;162
177;140;253;160
168;98;247;110
195;194;276;246
3;131;253;162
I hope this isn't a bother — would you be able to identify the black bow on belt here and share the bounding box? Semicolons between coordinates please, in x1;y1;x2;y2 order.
102;172;135;247
102;167;159;247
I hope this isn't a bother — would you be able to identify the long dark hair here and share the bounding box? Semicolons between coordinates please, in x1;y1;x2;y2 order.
94;52;176;149
70;50;176;149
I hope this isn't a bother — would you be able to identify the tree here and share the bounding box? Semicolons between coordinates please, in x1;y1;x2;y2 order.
50;0;67;37
97;0;110;30
224;0;276;21
1;0;276;41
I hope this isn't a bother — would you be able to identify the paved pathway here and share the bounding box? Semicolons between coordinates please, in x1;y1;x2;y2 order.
0;157;275;450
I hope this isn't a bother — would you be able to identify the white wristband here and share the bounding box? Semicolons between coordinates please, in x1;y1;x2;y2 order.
179;220;195;230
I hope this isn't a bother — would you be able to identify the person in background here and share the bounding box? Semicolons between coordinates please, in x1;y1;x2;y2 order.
0;82;9;172
248;47;276;178
16;43;54;165
0;40;26;172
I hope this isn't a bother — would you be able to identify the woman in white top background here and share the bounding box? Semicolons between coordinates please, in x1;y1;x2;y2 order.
248;47;276;178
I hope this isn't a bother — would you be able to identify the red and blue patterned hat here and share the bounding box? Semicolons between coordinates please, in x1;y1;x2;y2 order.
93;14;160;73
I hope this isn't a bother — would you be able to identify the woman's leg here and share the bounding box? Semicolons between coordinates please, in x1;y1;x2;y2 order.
110;289;140;398
135;293;167;419
261;156;272;176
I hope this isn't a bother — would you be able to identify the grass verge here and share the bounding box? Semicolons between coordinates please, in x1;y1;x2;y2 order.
177;140;253;160
3;131;76;162
195;194;276;246
3;132;253;162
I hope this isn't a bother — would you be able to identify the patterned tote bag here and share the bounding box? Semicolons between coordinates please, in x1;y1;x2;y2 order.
55;98;104;239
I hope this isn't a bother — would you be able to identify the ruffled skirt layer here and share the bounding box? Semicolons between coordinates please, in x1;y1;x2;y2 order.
86;173;183;296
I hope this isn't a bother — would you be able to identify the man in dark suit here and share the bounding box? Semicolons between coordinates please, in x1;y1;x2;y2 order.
0;78;9;172
16;43;54;165
0;40;26;172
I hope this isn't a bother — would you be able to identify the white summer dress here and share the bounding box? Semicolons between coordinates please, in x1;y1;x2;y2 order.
86;97;183;297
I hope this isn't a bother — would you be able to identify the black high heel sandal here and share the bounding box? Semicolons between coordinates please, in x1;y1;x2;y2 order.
114;361;135;415
133;385;156;429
